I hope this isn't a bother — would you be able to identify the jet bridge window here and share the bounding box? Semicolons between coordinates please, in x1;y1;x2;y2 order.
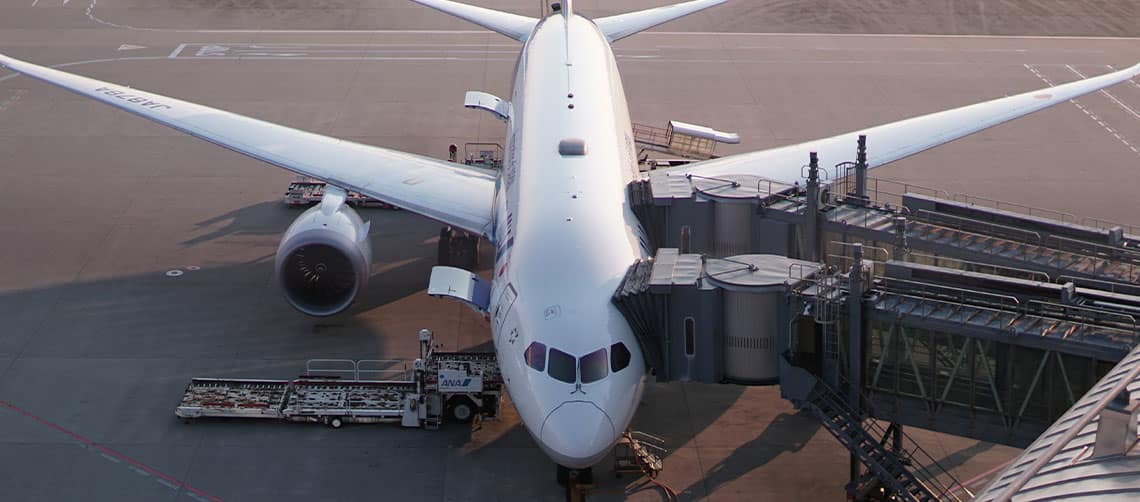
610;343;631;372
524;342;547;372
548;348;576;384
580;348;608;384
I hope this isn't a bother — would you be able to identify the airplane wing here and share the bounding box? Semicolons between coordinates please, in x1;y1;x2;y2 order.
594;0;728;42
409;0;538;42
664;62;1140;185
0;53;497;237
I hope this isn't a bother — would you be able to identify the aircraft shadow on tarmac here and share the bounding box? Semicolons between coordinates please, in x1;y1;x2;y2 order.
1;200;901;499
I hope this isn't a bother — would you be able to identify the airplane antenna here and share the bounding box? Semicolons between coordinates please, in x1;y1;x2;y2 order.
562;0;572;18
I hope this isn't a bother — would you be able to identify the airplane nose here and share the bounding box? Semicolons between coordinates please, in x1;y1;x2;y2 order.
540;401;616;468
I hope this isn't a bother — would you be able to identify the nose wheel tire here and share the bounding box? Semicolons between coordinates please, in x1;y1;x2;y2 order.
557;465;593;486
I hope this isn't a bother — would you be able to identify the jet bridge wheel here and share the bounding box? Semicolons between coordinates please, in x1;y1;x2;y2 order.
437;227;480;271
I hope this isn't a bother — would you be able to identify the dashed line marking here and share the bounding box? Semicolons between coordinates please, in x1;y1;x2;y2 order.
1066;65;1140;121
1025;64;1140;160
128;465;151;477
1107;65;1140;91
156;478;179;490
100;453;122;463
0;89;27;113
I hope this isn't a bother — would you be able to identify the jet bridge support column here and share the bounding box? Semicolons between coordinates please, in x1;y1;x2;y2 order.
804;153;821;262
846;244;867;499
854;135;869;204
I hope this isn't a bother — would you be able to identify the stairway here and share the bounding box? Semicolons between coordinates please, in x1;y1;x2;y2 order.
781;359;944;502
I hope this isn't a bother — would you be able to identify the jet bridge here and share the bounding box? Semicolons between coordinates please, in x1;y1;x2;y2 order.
617;135;1140;500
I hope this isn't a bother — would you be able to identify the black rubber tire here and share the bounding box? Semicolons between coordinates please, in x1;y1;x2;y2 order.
446;397;476;423
437;227;454;266
556;465;569;486
330;417;343;429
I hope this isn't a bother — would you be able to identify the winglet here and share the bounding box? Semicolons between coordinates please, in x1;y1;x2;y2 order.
409;0;538;42
593;0;727;42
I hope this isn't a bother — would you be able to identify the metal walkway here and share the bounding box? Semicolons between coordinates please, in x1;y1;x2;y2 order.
975;342;1140;501
625;137;1140;499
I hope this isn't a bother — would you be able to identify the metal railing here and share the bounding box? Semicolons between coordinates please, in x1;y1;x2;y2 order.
951;192;1078;225
838;175;1139;239
908;252;1052;283
873;277;1140;345
304;359;410;381
912;209;1044;244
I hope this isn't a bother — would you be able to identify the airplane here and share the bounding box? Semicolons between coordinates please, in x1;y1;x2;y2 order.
2;0;1139;483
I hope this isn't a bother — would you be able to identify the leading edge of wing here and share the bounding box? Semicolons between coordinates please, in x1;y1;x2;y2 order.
409;0;537;42
593;0;727;42
668;61;1140;185
0;53;497;237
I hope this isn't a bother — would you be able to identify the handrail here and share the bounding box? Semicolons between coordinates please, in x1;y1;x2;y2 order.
1080;216;1139;236
820;372;968;501
1056;274;1136;294
1047;233;1140;262
827;241;892;262
1025;299;1139;338
913;208;1044;243
881;277;1022;311
908;252;1052;282
951;192;1078;224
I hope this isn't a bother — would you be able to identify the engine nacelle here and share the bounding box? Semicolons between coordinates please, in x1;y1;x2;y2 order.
275;196;372;317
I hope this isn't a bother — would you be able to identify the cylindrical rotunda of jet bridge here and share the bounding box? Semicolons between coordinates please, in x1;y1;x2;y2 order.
703;254;818;384
691;174;795;258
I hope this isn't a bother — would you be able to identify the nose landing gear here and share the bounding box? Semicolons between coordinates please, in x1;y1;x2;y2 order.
557;465;593;502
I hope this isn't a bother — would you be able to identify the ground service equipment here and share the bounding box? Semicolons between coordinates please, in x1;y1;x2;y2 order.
175;329;501;428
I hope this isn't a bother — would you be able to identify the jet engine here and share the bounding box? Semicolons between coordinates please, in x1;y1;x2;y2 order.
275;187;372;317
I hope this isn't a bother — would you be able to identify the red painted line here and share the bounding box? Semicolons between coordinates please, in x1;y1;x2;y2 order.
0;400;224;502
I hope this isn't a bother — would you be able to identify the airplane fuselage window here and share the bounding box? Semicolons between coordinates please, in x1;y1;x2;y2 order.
610;342;631;372
579;348;609;384
525;341;547;371
548;348;577;384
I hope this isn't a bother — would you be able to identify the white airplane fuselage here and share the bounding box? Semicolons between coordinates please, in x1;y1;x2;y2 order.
489;14;649;469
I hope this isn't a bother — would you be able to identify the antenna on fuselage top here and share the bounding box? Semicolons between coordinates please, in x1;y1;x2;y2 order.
544;1;570;18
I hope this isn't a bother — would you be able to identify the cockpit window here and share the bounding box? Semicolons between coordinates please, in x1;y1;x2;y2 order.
610;342;631;372
579;348;608;384
548;348;576;384
524;342;547;372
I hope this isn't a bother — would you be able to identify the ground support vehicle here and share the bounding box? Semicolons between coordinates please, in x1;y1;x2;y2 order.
175;330;501;428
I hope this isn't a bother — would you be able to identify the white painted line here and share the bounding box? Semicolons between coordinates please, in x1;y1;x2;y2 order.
1065;64;1140;121
186;493;209;502
76;0;1140;39
99;453;121;463
155;478;178;490
1025;64;1140;160
128;465;150;477
167;44;186;59
1106;66;1140;91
